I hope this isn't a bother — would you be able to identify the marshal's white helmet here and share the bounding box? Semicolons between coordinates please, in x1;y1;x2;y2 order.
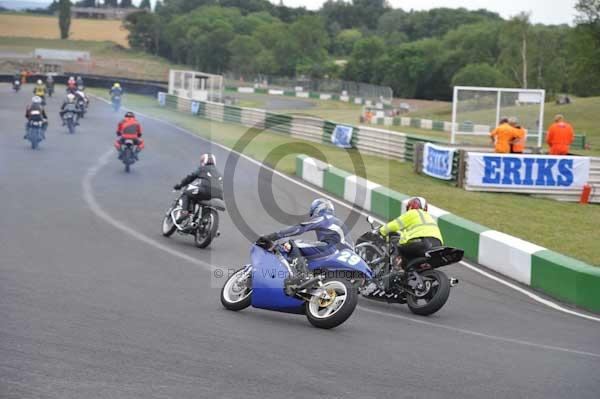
37;79;43;85
32;96;42;104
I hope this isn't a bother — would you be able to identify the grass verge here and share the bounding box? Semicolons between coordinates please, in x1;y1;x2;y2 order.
89;88;600;266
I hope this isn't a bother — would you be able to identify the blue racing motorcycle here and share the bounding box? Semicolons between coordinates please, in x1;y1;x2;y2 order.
221;242;373;329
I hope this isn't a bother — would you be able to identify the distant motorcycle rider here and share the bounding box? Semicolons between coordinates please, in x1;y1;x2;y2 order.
33;79;46;101
258;198;352;280
46;74;54;95
67;76;77;92
25;96;48;139
109;82;123;97
173;153;223;223
59;93;81;125
114;112;145;156
74;89;89;113
76;76;84;90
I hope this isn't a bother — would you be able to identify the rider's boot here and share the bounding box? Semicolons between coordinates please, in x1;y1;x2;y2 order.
176;210;191;227
284;256;309;294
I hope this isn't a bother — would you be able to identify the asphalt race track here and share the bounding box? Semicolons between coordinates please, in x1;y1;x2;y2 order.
1;84;599;399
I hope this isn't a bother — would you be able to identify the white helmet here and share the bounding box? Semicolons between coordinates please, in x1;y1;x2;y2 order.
67;93;75;102
37;79;43;85
32;96;42;104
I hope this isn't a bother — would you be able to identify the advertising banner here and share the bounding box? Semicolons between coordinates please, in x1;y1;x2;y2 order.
466;153;590;189
331;125;353;148
422;143;456;180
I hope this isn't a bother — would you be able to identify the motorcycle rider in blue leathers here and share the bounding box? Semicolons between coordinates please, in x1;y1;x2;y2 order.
258;198;352;284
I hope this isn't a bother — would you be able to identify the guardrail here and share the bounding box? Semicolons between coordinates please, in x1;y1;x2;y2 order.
295;155;600;313
224;86;390;108
161;93;431;162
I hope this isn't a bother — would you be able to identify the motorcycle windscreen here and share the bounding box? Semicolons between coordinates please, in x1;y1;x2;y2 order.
250;245;304;312
307;249;374;279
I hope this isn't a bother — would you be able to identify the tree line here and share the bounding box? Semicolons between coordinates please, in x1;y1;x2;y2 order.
120;0;600;100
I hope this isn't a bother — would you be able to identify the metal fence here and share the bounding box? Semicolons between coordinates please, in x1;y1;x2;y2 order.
223;72;393;102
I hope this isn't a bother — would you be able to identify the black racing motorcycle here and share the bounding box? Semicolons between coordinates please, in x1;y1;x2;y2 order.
161;185;226;248
355;216;462;316
13;79;20;92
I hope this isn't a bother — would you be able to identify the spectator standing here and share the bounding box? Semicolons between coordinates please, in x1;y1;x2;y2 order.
546;114;574;155
508;117;526;154
490;117;518;153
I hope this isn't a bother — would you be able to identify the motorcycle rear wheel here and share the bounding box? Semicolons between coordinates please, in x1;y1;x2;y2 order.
194;209;219;248
305;278;357;329
67;119;75;134
406;269;450;316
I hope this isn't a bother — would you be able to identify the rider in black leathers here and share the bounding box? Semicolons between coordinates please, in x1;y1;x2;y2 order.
173;153;224;222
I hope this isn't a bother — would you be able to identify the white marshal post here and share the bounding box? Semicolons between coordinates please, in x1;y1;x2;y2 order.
451;86;545;148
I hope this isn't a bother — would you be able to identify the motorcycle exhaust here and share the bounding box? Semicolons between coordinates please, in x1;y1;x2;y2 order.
449;278;459;287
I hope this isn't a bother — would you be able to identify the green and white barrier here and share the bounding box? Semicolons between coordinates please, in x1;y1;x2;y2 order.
224;85;386;107
160;93;432;162
295;154;600;313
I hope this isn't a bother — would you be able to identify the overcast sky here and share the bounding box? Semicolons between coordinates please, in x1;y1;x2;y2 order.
276;0;578;25
20;0;579;25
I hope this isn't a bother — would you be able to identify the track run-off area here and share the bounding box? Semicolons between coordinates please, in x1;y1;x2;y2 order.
1;85;599;399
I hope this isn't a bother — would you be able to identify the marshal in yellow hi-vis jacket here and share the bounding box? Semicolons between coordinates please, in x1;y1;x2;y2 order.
379;197;443;260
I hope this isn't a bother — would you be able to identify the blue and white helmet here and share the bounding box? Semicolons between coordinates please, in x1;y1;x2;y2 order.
309;198;334;217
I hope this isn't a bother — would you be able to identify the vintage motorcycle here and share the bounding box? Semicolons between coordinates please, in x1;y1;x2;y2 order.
355;216;462;316
161;185;226;248
220;240;370;329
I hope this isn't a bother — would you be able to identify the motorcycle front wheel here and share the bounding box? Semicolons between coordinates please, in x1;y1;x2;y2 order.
305;278;357;329
220;267;252;311
406;269;450;316
161;211;176;237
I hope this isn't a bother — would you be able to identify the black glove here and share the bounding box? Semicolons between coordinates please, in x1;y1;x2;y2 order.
256;234;277;250
173;184;182;190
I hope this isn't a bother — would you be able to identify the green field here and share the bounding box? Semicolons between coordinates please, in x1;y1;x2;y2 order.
89;88;600;266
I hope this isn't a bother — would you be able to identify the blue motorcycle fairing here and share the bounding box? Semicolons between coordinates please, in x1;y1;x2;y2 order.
250;245;305;313
306;249;373;279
